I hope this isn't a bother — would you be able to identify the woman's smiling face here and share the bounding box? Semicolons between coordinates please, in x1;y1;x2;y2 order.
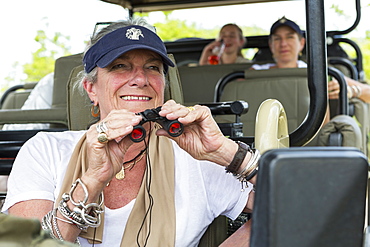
85;49;166;118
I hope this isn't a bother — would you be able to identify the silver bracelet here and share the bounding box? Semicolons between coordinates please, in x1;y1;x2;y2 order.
52;209;64;241
42;209;82;245
236;148;260;181
58;200;89;230
41;209;66;241
58;178;104;229
41;210;57;239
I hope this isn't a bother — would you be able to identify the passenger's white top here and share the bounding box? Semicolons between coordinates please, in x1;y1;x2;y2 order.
252;60;307;70
3;131;251;247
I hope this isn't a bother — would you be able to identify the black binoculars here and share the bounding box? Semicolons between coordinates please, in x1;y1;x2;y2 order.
130;106;184;142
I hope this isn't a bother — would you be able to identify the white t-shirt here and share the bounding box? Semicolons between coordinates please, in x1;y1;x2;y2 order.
3;131;251;247
252;60;307;70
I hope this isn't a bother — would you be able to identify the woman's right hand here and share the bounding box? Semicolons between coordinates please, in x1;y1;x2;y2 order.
199;39;223;65
83;109;142;188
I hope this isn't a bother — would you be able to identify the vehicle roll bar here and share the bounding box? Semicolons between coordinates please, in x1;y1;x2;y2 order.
289;0;327;146
328;66;348;115
327;0;361;36
331;37;364;80
328;57;359;81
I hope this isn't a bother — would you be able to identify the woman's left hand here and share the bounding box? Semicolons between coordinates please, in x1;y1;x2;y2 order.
157;100;237;165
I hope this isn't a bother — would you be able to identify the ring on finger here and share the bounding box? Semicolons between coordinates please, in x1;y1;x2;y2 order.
187;106;196;112
96;121;108;133
97;132;109;144
96;121;109;144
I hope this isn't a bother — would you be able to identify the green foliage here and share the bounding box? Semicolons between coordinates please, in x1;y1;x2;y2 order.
155;19;218;41
363;31;370;81
153;16;267;42
342;36;370;81
23;30;71;82
330;4;347;18
242;26;268;36
328;3;370;81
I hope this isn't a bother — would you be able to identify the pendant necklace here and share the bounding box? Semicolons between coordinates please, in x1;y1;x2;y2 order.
116;148;147;180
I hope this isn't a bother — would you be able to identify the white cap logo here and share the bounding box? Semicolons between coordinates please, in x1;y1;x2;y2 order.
126;27;144;40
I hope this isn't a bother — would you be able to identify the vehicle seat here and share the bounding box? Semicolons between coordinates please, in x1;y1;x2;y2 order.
178;63;253;106
0;83;37;110
311;114;364;152
251;147;368;247
0;83;37;130
328;56;359;80
0;54;84;128
327;57;370;156
349;98;370;157
214;68;310;136
49;54;84;128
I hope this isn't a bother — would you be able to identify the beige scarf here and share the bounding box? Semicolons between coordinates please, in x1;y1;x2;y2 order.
55;127;176;246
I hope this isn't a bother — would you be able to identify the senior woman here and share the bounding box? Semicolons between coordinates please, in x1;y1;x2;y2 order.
2;18;259;246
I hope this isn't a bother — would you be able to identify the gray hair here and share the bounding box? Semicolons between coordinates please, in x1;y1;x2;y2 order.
76;18;157;94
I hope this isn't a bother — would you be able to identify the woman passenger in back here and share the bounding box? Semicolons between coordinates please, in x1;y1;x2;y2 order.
253;16;370;104
251;16;306;70
199;23;250;65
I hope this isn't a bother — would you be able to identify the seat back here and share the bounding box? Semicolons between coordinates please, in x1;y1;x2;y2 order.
66;54;183;130
251;147;368;247
178;63;253;106
349;98;370;157
0;83;37;110
215;68;309;136
308;65;368;155
328;56;359;80
0;55;75;128
49;54;84;128
309;114;364;153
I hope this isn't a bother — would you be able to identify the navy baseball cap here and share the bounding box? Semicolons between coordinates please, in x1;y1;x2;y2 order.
270;17;303;36
83;25;175;73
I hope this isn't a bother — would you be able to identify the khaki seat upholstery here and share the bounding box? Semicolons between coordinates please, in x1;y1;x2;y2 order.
49;54;84;128
311;114;363;153
215;68;365;154
178;63;252;106
348;98;370;156
327;57;370;156
214;68;310;137
0;83;37;110
0;55;82;127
